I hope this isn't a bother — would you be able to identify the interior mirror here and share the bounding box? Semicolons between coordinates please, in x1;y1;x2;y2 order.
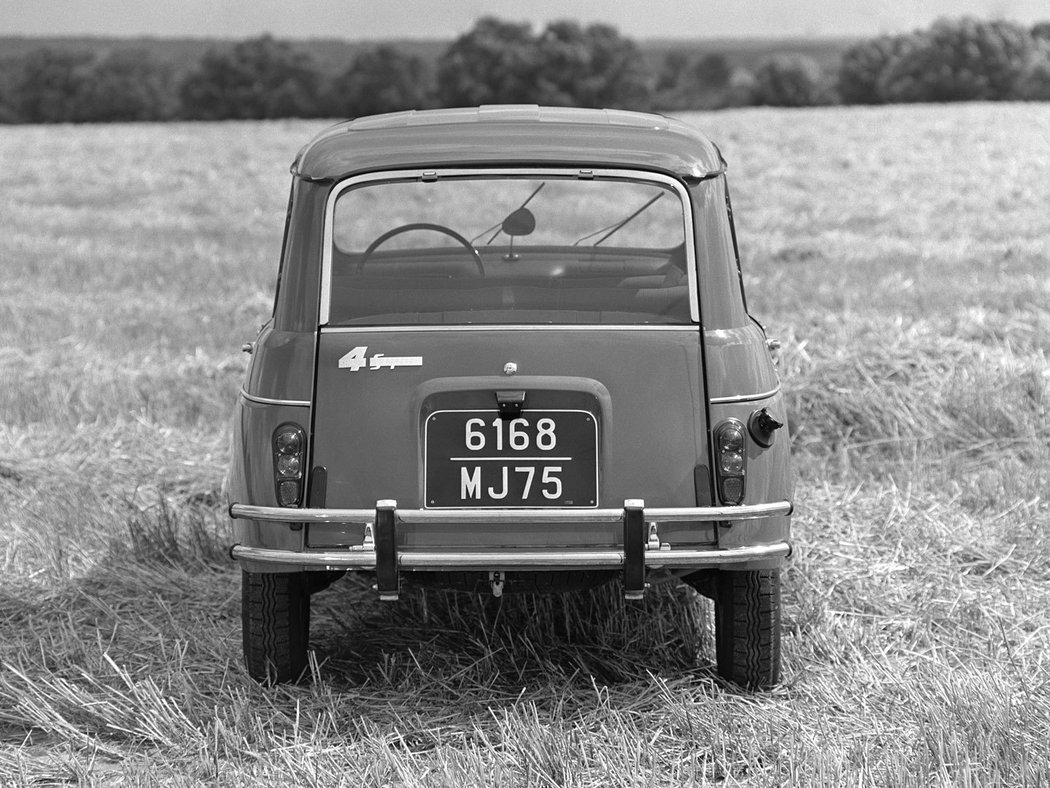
501;207;536;237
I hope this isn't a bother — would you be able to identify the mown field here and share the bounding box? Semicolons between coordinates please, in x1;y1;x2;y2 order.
1;104;1048;785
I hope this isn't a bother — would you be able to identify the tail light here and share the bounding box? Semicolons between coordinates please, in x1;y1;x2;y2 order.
273;423;306;507
714;419;747;505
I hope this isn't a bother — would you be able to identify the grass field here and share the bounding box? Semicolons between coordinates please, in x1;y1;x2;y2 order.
1;104;1048;785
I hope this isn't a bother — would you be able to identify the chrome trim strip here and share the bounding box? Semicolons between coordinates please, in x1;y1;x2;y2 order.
320;325;700;334
233;544;378;568
642;543;790;567
230;541;790;570
239;388;311;407
233;381;773;407
231;503;374;524
399;508;623;523
229;500;792;524
709;386;781;405
400;550;624;568
636;502;792;521
397;501;792;523
320;167;700;325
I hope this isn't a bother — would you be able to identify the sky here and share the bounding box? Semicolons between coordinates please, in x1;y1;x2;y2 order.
0;0;1046;40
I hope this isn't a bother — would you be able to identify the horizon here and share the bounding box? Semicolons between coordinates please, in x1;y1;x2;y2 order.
0;31;868;44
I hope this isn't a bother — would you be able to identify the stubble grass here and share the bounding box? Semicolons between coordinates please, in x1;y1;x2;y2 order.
0;104;1048;785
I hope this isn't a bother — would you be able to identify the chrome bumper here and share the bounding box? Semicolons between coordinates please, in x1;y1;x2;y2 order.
229;542;791;568
230;499;792;600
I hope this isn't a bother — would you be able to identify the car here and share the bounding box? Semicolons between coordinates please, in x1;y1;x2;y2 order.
227;105;793;689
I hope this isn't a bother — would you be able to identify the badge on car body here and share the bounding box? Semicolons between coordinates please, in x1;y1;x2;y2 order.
338;346;422;372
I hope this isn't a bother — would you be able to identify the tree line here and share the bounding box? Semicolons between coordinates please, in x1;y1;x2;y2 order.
1;16;1048;124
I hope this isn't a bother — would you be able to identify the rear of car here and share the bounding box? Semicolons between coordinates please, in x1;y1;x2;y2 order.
227;107;793;689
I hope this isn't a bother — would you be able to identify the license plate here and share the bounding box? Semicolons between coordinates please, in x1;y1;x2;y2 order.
424;409;598;508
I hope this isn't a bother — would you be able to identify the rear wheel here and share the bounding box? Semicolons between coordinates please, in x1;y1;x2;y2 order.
713;569;781;690
242;571;310;684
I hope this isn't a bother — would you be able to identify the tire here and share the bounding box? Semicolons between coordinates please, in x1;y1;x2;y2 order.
714;568;781;690
242;571;310;684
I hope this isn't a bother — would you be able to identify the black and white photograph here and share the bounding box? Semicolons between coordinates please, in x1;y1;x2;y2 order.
1;1;1048;783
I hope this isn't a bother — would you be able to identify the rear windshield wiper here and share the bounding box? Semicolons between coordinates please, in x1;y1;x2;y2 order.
470;183;546;245
573;192;664;246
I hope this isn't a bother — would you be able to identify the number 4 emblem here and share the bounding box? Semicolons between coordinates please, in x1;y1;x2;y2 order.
338;346;368;372
338;346;423;372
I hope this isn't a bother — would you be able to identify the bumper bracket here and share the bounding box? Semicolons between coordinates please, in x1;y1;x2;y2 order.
623;499;646;600
375;500;399;601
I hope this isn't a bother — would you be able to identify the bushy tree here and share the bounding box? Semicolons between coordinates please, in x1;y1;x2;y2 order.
0;59;20;122
837;35;908;104
656;51;689;92
436;17;651;110
328;46;429;117
72;49;173;122
752;55;830;107
654;51;731;110
695;53;732;91
5;47;172;123
654;51;693;109
1018;40;1050;99
12;48;93;122
534;21;652;109
879;18;1034;102
178;35;322;119
724;67;759;107
1031;22;1050;42
436;17;539;106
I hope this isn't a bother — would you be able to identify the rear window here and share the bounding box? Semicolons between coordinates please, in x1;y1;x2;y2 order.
324;173;696;326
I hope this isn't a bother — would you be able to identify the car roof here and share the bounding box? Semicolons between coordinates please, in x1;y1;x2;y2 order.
293;105;726;182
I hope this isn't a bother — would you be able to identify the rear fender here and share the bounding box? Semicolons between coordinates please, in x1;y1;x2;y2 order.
708;392;792;569
229;395;312;571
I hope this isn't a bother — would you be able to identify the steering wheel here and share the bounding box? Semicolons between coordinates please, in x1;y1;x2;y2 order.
356;223;485;276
